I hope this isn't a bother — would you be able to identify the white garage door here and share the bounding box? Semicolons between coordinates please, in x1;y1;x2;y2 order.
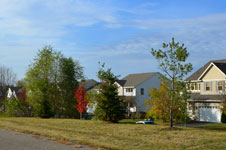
198;106;221;123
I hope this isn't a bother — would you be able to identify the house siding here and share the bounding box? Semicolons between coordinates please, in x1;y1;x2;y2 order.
135;73;161;112
200;65;226;95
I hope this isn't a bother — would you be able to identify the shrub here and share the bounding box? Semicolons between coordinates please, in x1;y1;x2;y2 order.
221;113;226;123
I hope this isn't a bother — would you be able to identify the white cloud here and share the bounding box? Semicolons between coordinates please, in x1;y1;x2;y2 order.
0;0;225;79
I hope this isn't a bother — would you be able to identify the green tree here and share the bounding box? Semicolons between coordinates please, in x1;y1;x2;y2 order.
25;46;84;118
58;57;84;118
95;64;125;123
25;46;57;118
151;38;192;127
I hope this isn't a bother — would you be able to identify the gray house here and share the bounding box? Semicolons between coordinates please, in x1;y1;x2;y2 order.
115;72;162;115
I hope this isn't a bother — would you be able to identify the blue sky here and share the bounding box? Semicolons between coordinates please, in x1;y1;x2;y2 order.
0;0;226;81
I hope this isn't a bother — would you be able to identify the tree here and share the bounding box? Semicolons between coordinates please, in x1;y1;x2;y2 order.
25;46;56;118
25;46;84;118
151;37;192;127
74;85;88;119
58;57;84;118
95;63;125;123
0;65;17;112
145;82;170;122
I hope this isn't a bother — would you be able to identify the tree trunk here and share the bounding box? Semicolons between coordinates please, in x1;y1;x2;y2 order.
170;78;175;128
170;94;173;128
80;113;82;119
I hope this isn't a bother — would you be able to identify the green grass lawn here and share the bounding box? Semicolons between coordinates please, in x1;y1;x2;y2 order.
0;118;226;150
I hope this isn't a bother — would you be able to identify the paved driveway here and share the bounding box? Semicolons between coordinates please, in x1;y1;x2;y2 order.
0;129;93;150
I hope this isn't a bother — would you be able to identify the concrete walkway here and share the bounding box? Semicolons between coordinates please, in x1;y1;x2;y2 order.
0;129;93;150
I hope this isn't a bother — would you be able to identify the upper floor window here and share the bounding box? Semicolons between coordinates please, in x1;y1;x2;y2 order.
204;82;211;91
126;88;133;92
188;82;200;91
194;83;200;90
140;88;144;95
217;81;224;91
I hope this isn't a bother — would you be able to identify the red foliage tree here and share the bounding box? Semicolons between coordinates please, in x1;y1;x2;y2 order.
73;85;88;119
18;88;26;101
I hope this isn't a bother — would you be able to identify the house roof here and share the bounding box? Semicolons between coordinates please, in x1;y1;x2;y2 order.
81;79;99;91
186;59;226;81
116;72;159;87
214;63;226;75
189;93;224;101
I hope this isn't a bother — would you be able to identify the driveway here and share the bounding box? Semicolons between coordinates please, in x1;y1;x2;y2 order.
0;129;93;150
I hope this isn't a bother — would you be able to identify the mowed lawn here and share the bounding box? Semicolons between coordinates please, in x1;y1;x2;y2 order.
0;118;226;150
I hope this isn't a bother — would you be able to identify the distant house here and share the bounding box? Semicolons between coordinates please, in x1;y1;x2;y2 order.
81;79;99;113
82;79;99;92
115;72;162;115
186;59;226;122
7;87;23;99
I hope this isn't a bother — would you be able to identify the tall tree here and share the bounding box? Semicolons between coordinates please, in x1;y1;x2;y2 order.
25;46;84;118
151;38;192;127
58;57;84;118
25;46;57;118
74;85;88;119
0;65;17;112
95;63;125;123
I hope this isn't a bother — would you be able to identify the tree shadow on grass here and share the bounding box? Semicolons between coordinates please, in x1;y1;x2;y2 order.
194;124;226;132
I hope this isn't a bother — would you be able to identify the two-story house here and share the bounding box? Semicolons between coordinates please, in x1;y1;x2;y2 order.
115;72;162;116
186;59;226;122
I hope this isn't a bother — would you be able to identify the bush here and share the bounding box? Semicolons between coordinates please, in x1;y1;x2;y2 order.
221;113;226;123
6;98;31;117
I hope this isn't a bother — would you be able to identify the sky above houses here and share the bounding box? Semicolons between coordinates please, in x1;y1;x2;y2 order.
0;0;226;81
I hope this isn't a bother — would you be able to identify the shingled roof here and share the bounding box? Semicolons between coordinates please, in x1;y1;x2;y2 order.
116;72;159;87
81;79;99;91
189;93;224;101
186;59;226;81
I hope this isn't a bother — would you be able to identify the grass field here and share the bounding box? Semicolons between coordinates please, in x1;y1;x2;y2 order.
0;118;226;150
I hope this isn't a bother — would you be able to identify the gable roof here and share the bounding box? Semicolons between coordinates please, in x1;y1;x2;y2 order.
214;63;226;75
117;72;159;87
186;59;226;81
81;79;99;91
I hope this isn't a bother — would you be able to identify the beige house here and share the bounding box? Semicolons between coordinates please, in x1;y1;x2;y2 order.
186;59;226;122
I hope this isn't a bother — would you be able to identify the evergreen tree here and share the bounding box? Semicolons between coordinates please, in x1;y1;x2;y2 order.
95;64;125;123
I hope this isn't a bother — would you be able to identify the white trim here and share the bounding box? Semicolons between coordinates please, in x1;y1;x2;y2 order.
198;63;214;80
188;99;223;102
198;62;226;80
124;86;135;88
202;79;226;81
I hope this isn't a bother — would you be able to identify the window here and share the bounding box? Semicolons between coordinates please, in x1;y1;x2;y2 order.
194;83;200;90
126;88;133;92
217;81;224;91
188;82;200;91
140;88;144;95
191;83;195;90
204;82;211;91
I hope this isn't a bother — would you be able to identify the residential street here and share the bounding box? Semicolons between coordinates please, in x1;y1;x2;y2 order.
0;129;93;150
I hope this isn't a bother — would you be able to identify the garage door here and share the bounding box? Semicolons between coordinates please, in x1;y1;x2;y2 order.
198;106;221;123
